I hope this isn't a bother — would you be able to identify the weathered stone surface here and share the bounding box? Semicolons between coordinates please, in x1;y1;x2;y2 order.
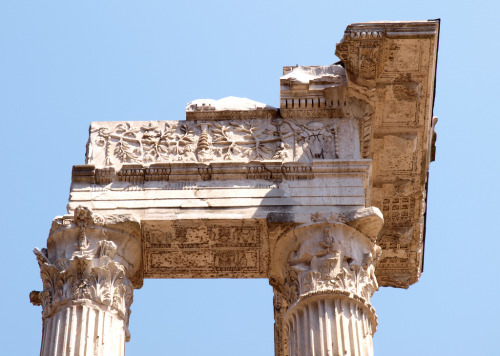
74;21;439;289
32;20;439;356
186;96;279;121
32;207;141;355
85;117;360;168
280;64;348;120
270;215;383;356
187;96;276;112
335;21;439;288
142;219;269;278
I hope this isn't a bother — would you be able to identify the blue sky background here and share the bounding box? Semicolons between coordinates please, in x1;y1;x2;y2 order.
1;1;499;355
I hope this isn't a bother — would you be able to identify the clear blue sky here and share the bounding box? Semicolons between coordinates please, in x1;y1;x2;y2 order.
1;1;498;355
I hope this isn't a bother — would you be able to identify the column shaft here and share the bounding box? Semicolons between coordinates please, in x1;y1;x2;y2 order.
285;296;374;356
40;303;126;356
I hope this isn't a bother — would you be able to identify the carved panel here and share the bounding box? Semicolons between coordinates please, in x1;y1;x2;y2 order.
373;135;418;174
392;73;421;101
382;100;419;127
381;195;417;227
142;220;268;278
379;41;422;76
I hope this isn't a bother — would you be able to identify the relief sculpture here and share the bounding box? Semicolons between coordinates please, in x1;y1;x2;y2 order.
142;221;266;278
282;226;381;306
88;118;349;167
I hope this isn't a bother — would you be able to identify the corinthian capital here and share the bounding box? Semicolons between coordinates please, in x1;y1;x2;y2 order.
31;207;142;336
269;207;384;307
282;224;381;307
33;241;133;323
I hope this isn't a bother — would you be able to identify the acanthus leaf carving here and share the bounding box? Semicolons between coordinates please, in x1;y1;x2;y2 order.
34;243;133;324
34;209;134;324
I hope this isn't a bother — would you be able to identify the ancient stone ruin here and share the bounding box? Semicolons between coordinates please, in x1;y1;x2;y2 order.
31;20;440;356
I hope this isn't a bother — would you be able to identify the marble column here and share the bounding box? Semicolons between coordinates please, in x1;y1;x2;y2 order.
272;216;382;356
31;207;141;356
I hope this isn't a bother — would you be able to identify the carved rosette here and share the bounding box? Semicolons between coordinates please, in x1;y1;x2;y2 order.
32;207;141;355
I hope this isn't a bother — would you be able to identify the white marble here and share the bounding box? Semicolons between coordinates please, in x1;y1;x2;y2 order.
32;20;440;356
33;207;141;356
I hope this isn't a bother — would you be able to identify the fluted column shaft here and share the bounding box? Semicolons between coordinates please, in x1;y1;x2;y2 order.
285;295;375;356
40;302;127;356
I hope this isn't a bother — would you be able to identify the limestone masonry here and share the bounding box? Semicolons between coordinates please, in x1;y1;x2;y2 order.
31;20;439;356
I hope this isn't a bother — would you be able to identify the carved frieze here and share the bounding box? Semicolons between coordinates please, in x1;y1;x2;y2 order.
86;118;358;169
142;220;268;278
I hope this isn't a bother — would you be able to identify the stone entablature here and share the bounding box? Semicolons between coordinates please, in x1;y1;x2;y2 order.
32;20;439;356
73;21;439;289
334;21;439;288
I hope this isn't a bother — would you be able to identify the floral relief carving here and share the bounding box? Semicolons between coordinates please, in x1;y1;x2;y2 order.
114;123;141;162
88;118;348;167
91;122;197;166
